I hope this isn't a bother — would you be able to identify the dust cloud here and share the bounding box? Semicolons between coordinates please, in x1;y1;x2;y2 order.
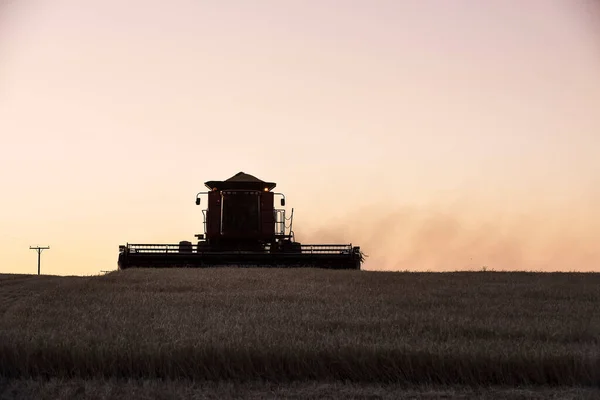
295;200;600;272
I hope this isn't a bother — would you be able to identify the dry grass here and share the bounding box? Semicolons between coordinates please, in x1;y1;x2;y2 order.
1;268;599;397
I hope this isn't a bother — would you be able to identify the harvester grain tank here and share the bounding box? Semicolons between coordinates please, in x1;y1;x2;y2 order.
117;172;364;269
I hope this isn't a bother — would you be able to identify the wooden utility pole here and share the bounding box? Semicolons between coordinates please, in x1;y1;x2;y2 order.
29;246;50;275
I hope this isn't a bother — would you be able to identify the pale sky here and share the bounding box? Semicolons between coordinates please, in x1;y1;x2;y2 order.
1;0;599;275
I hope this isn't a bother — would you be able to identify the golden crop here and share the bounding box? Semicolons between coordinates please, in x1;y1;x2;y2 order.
1;268;599;397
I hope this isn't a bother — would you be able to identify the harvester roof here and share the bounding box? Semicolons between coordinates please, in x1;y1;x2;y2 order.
204;172;277;191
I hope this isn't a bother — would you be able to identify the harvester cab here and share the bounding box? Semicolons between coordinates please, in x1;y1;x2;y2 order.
117;172;364;270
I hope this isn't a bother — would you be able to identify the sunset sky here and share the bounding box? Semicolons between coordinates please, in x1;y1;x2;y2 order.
1;0;599;275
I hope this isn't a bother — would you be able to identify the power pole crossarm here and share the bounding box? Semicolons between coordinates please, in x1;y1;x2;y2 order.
29;246;50;275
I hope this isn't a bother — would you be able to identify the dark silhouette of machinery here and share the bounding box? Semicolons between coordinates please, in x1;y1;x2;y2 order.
118;172;364;270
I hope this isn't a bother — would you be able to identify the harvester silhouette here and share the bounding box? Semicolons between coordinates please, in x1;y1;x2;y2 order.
118;172;364;269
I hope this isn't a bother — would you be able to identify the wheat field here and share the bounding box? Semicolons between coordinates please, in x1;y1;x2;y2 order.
1;268;599;399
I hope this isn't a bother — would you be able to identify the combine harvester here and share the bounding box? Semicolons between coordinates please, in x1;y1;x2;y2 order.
118;172;364;270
